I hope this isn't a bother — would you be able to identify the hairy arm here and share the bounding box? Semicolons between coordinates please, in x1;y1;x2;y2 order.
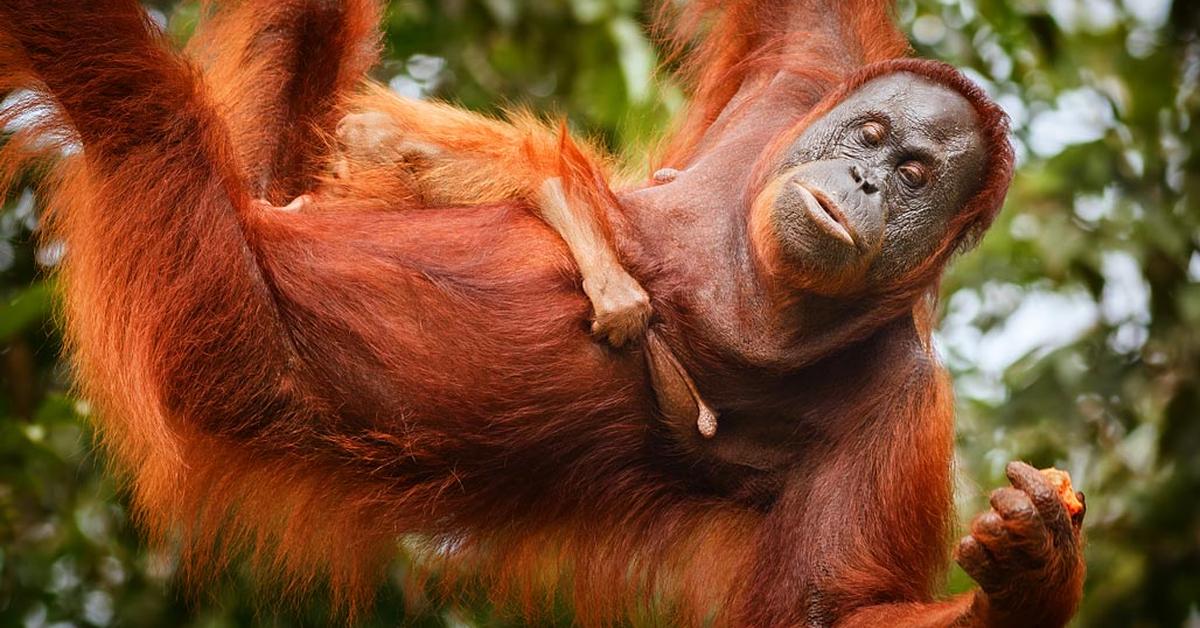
734;356;957;625
732;341;1083;627
659;0;910;167
841;460;1086;628
187;0;380;204
818;346;1085;628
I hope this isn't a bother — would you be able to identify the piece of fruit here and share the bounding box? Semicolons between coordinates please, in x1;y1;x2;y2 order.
1040;468;1084;516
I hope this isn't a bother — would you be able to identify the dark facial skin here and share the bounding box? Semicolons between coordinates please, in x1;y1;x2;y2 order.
761;72;988;295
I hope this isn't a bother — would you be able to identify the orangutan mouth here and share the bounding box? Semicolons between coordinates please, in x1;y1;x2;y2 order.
796;183;856;247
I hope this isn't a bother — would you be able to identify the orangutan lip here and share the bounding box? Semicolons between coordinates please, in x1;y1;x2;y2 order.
796;184;856;247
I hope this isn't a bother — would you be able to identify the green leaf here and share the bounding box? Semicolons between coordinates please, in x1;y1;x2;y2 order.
0;279;52;341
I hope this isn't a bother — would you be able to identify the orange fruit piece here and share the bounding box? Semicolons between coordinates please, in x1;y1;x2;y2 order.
1040;468;1084;516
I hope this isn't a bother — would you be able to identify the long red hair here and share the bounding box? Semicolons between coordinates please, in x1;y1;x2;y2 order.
0;1;1020;624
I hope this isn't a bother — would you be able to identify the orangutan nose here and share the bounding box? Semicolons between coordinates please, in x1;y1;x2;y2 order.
850;164;880;194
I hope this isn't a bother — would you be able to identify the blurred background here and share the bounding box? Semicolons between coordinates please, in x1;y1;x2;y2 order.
1;0;1198;625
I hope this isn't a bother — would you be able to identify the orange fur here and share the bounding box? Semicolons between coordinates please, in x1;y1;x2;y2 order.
336;86;614;210
653;0;910;170
187;0;382;203
744;57;1015;347
0;0;1080;625
327;86;631;280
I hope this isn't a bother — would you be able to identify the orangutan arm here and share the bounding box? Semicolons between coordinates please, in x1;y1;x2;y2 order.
839;462;1086;628
733;361;1083;628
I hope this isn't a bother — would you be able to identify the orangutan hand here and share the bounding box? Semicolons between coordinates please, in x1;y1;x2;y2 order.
954;461;1086;628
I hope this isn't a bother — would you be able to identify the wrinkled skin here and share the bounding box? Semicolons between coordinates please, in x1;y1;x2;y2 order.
762;72;988;294
0;0;1087;621
755;77;1085;623
955;461;1087;627
624;69;1084;624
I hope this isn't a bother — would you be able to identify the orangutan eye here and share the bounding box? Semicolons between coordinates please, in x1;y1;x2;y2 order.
859;121;887;146
898;161;928;188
